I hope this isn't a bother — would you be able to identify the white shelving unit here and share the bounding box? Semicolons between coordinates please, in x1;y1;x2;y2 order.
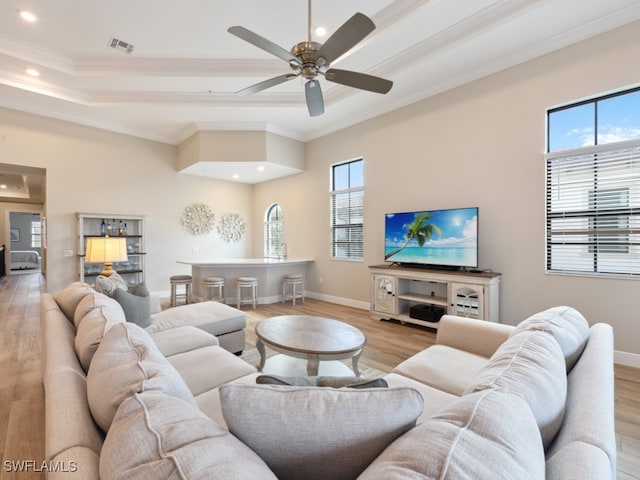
369;264;501;329
76;213;146;286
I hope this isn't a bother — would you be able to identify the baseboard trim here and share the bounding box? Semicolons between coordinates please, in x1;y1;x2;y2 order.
305;291;369;311
615;350;640;368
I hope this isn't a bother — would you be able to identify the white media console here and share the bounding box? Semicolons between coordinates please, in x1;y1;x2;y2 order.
369;264;501;329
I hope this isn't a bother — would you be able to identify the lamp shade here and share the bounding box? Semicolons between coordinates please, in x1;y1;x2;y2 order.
85;237;128;276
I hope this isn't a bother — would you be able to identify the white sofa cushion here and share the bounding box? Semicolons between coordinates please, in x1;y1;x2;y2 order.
358;389;545;480
54;284;94;321
511;306;590;371
100;391;277;479
167;346;256;396
464;330;567;449
219;384;423;480
150;325;218;357
393;344;490;395
74;304;126;372
73;291;123;329
87;322;197;432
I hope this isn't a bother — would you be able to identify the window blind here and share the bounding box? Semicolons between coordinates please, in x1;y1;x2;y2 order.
545;140;640;276
330;188;364;260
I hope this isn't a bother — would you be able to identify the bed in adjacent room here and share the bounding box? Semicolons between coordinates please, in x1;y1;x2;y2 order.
10;250;41;270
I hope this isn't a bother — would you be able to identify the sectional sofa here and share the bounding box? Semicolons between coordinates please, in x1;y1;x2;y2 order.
41;281;615;479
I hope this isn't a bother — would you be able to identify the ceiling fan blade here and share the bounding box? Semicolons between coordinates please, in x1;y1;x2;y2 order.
305;80;324;117
228;26;300;65
316;13;375;66
235;73;298;96
325;68;392;94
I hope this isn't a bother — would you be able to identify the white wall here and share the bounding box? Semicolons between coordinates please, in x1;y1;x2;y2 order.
0;110;253;294
253;21;640;360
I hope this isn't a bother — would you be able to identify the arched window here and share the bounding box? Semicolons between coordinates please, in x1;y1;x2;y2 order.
264;203;284;258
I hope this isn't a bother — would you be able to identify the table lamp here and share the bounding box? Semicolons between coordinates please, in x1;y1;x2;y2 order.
85;236;128;276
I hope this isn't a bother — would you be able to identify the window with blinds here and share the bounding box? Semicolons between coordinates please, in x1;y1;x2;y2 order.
330;159;364;261
31;220;42;248
264;203;284;258
546;87;640;277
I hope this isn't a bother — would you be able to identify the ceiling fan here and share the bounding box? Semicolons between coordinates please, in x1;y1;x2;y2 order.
227;0;393;117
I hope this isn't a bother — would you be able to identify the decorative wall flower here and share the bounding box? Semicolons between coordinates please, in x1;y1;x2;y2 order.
181;203;215;235
217;213;246;242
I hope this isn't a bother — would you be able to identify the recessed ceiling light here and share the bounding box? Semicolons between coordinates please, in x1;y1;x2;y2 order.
0;184;7;189
257;165;265;171
25;68;40;77
18;10;37;22
314;26;327;37
232;173;240;179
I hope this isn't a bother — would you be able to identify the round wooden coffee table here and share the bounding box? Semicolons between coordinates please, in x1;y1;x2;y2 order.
255;315;367;376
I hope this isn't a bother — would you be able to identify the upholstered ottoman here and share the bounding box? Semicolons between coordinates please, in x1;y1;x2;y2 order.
147;301;247;354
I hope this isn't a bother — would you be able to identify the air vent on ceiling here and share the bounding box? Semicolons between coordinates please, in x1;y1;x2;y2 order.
108;36;134;54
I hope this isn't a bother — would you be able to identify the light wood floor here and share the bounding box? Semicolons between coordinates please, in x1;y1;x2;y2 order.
1;273;639;479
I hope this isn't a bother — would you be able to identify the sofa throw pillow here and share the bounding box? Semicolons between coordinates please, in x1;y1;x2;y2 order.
464;330;567;450
74;305;126;372
100;391;277;480
87;322;196;432
256;375;388;389
94;272;127;297
54;284;95;321
219;384;423;480
358;389;545;480
511;306;590;372
112;283;151;328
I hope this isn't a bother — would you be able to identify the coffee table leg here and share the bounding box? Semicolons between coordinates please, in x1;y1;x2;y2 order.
352;351;363;377
256;338;266;372
307;355;319;376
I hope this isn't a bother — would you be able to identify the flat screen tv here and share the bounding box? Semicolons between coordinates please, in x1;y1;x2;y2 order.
384;207;478;269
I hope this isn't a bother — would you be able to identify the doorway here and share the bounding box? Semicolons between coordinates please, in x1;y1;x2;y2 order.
8;211;42;274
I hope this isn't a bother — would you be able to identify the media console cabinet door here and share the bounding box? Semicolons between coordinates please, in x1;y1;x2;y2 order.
372;274;396;315
450;282;484;319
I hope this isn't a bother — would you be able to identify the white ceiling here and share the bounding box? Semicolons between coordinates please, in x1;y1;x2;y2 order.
0;163;45;205
2;0;640;184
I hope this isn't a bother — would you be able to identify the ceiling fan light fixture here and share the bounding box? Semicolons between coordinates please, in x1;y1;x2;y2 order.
227;2;391;117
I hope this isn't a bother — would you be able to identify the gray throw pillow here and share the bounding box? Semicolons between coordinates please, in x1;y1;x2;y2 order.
219;384;423;480
256;375;388;389
112;282;151;328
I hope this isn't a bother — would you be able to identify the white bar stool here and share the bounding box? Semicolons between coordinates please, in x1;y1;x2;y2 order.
170;275;192;307
236;276;258;309
202;276;225;303
282;274;305;305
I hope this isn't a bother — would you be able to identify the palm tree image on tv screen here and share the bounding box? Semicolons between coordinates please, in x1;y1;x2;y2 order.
384;208;479;268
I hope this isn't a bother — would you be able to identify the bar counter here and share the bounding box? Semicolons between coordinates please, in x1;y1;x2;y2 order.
177;258;314;304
